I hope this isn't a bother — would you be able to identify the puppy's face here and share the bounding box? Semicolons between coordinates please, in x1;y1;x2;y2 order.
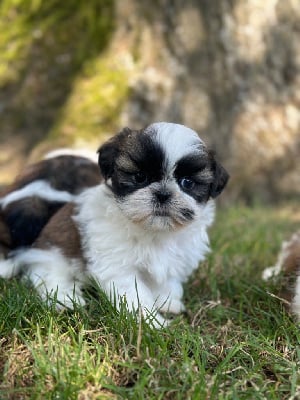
98;123;229;231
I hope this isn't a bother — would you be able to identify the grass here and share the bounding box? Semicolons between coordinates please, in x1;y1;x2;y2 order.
0;203;299;399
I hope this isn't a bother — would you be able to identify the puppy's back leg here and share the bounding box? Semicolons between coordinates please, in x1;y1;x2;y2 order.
14;247;86;309
0;257;23;278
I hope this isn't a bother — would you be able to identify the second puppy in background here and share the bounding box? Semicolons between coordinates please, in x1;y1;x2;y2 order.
0;122;229;327
263;231;300;319
0;155;101;252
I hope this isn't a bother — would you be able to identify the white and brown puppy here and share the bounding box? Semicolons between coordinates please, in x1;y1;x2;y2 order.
0;122;229;326
263;231;300;319
0;155;101;251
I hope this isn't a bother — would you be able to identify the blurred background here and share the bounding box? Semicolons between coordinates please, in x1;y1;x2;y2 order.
0;0;299;203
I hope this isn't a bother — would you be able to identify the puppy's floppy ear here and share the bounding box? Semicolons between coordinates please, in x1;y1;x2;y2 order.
209;151;229;198
97;128;132;180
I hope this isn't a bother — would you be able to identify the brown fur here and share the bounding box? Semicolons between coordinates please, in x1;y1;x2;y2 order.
0;212;11;257
281;231;300;274
278;231;300;303
34;203;84;262
1;155;101;196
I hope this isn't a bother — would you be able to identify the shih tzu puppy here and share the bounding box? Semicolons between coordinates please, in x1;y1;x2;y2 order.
0;122;229;326
0;155;101;252
263;230;300;319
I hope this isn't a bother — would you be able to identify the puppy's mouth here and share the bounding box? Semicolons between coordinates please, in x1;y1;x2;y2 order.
151;205;195;227
126;207;195;232
153;208;170;217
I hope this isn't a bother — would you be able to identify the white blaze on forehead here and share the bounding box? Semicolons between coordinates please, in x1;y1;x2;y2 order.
146;122;205;168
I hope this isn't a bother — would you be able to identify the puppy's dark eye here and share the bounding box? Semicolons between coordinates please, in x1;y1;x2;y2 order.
134;172;148;185
179;177;195;190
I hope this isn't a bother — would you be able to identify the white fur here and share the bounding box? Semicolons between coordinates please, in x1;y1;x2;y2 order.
8;247;86;309
0;258;21;278
292;275;300;320
262;240;291;280
262;264;282;280
262;232;300;280
148;122;204;169
44;148;98;163
0;180;75;209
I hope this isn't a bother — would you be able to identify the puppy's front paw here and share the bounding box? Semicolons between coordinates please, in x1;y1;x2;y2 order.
160;298;185;314
0;259;18;279
38;287;86;310
145;311;170;329
56;293;86;310
262;265;281;281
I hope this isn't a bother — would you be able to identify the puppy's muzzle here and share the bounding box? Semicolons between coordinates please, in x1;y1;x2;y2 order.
153;188;172;205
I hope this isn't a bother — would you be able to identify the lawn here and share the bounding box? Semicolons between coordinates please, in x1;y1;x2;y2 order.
0;203;299;399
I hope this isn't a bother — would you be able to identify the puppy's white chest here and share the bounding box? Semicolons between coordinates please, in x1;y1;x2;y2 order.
76;185;211;286
86;225;202;288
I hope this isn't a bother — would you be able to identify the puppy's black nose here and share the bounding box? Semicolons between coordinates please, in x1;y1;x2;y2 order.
154;189;172;204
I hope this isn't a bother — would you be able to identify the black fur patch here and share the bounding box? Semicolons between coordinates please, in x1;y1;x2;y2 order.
174;154;213;203
174;152;229;202
0;212;11;256
174;155;209;177
99;129;166;197
209;154;230;198
3;198;65;248
179;208;195;221
98;128;132;179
